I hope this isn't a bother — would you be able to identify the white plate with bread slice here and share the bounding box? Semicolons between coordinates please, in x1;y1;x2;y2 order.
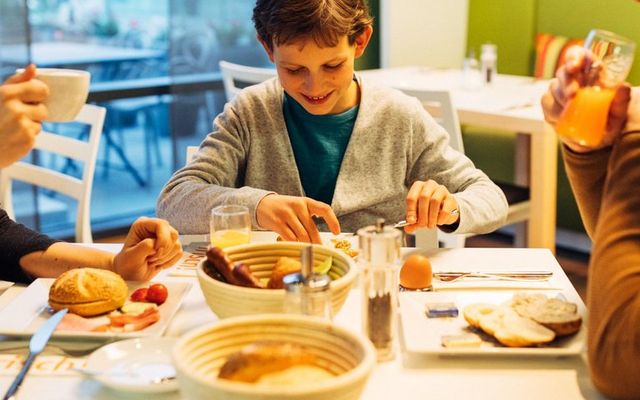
0;276;191;339
399;290;586;356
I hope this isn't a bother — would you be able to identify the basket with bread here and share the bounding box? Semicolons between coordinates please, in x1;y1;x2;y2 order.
172;314;376;400
47;268;179;334
196;242;358;318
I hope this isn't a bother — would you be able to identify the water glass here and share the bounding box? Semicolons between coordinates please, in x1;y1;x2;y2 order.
209;205;251;248
556;29;636;147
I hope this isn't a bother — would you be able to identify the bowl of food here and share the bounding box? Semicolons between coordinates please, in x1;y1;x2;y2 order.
197;242;358;319
172;314;376;400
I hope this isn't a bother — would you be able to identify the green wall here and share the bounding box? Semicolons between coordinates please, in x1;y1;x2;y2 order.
467;0;536;76
356;0;380;70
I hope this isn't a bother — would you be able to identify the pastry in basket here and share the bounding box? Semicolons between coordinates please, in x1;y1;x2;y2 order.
218;340;334;385
48;268;128;317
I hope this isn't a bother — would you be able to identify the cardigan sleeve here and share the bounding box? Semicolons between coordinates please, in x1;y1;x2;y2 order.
0;208;59;283
578;132;640;399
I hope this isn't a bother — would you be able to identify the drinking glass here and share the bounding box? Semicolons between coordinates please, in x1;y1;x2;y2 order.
209;205;251;248
556;29;636;147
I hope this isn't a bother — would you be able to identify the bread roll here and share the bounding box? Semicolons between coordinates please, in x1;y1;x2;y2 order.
463;303;496;328
218;341;330;383
48;268;128;317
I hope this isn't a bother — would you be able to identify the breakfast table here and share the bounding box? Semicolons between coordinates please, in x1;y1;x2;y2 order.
0;233;604;399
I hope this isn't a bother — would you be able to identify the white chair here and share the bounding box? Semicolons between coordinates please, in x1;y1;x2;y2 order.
0;104;106;243
398;88;531;248
219;60;276;101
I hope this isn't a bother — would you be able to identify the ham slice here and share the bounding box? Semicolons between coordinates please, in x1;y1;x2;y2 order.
55;306;160;333
56;313;110;332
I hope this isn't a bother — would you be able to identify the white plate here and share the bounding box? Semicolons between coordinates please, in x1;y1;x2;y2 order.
399;290;586;357
85;337;178;393
0;280;14;291
0;279;191;339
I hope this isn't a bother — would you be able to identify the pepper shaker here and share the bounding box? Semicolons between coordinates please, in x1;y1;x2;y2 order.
283;246;333;320
480;43;498;85
358;219;401;361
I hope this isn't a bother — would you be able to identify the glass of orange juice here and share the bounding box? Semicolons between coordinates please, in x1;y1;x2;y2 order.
556;29;635;147
210;205;251;248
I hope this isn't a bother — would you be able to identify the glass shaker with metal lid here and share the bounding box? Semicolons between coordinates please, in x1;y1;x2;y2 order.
358;219;401;361
283;246;333;320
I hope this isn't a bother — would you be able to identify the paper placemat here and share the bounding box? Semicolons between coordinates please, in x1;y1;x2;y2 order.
0;355;87;376
168;242;208;277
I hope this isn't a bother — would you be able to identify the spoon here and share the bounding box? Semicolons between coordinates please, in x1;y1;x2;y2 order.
395;209;459;228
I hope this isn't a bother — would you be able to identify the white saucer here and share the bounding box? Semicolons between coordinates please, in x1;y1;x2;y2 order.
85;337;178;393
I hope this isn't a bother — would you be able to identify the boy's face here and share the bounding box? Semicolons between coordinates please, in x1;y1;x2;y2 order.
261;27;372;115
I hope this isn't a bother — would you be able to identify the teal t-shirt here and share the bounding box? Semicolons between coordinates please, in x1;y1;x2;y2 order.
283;93;358;205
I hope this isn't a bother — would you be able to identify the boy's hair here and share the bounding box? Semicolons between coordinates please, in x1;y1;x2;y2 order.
253;0;373;51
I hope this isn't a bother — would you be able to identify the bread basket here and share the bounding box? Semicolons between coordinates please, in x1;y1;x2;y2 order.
173;314;376;400
196;242;358;318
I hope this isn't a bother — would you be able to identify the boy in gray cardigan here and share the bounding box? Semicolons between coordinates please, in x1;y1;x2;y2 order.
157;0;507;243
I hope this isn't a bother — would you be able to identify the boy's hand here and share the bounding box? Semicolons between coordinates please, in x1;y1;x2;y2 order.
113;217;183;281
256;194;340;244
541;46;632;153
403;179;459;233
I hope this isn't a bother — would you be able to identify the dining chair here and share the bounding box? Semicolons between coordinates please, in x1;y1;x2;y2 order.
219;60;276;101
398;88;531;248
0;104;106;243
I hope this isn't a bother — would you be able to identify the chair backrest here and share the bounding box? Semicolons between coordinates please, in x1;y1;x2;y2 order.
219;60;277;101
399;89;464;152
0;104;106;243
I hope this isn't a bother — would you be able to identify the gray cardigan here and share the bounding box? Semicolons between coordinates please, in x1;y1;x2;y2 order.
157;77;508;234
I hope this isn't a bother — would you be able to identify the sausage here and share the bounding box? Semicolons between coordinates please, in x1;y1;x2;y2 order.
206;247;262;288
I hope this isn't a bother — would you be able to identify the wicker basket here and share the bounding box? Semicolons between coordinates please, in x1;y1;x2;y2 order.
196;242;358;319
173;314;376;400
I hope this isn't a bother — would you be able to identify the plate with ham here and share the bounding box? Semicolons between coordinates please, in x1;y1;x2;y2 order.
0;277;191;339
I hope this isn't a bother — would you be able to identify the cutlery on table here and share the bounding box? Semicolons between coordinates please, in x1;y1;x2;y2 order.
2;308;68;400
433;270;553;283
395;209;459;229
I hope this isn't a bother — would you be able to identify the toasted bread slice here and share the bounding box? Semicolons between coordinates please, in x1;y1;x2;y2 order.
511;294;582;336
492;308;555;347
463;303;497;328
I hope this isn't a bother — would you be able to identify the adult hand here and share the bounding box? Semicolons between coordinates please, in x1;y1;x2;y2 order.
256;194;341;243
0;64;49;168
404;179;459;233
541;46;632;153
112;217;183;281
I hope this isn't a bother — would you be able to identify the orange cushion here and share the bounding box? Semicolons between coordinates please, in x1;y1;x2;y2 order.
534;33;584;79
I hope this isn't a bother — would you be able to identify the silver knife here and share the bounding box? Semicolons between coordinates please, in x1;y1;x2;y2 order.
2;308;68;400
395;209;459;228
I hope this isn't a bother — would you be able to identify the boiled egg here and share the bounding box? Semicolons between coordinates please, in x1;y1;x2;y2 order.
400;254;433;290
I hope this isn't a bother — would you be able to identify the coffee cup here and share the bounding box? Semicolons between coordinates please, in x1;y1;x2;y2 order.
19;68;91;122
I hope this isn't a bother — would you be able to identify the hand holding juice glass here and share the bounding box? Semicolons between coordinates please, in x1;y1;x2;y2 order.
556;29;636;147
210;205;251;248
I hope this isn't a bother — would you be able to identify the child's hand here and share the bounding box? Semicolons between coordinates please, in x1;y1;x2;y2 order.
256;194;340;244
403;180;459;233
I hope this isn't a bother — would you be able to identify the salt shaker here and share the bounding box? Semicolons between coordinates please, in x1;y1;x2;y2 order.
358;219;401;361
480;43;498;84
283;246;333;320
